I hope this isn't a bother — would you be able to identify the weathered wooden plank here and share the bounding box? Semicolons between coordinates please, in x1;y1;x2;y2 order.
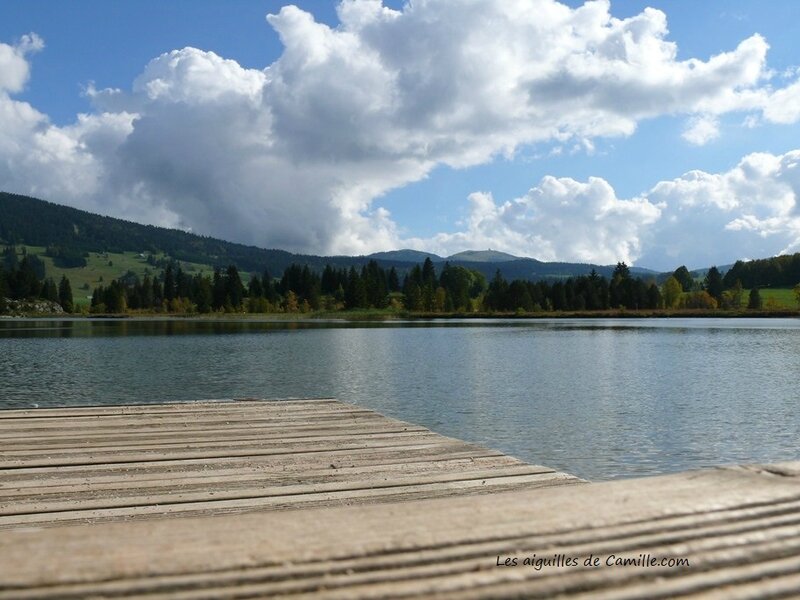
4;503;799;599
3;399;795;597
0;465;556;516
0;424;433;453
0;443;506;485
0;398;339;419
0;471;580;528
3;435;447;464
0;455;539;498
0;399;581;534
0;408;384;433
1;462;799;598
0;415;407;443
0;432;468;469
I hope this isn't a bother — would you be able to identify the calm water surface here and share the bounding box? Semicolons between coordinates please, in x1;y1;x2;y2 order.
1;317;798;481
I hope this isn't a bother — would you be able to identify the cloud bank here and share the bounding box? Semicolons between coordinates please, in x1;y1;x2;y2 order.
418;149;800;270
2;0;800;268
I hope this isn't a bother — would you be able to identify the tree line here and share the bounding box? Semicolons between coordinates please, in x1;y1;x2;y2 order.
4;242;798;316
88;258;789;315
90;261;406;313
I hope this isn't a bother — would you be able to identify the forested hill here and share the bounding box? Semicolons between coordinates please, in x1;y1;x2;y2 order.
0;191;358;275
723;254;800;289
1;191;655;280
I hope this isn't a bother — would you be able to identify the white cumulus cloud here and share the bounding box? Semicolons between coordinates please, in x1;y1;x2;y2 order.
682;115;720;145
639;150;800;269
415;177;661;264
0;33;43;93
1;2;800;260
414;149;800;270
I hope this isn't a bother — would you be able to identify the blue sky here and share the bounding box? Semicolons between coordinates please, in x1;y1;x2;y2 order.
2;1;800;270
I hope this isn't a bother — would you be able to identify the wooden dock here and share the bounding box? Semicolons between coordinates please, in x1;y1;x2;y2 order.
1;399;799;598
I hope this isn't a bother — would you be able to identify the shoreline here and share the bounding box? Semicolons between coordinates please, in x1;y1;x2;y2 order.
2;308;799;321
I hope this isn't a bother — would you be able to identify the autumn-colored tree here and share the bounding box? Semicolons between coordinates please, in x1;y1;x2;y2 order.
284;290;299;313
661;276;682;308
682;290;718;309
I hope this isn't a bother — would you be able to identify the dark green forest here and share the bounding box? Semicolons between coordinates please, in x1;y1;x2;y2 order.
723;254;800;288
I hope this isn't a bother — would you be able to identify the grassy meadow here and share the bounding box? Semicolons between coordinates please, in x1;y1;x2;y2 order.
754;287;799;309
13;246;217;307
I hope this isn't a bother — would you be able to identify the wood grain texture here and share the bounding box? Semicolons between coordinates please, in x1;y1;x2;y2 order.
0;399;579;530
1;399;797;598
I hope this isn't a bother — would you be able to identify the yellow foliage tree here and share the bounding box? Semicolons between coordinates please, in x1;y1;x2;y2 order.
661;276;682;308
284;290;299;313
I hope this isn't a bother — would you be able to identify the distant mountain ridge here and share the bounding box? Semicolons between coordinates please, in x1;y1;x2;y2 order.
446;249;521;263
366;249;443;263
364;249;522;263
2;191;658;281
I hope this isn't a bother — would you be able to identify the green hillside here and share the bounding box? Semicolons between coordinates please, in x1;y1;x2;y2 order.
4;245;216;307
0;191;336;275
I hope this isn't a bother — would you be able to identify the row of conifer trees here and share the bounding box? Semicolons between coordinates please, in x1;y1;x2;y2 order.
88;258;765;314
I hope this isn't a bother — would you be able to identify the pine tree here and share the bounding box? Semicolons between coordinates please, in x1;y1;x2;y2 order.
58;275;74;312
362;260;387;308
163;264;176;301
345;267;367;309
2;246;18;271
225;265;245;309
483;270;509;311
91;284;105;310
248;273;263;298
141;275;154;308
175;267;191;299
421;258;437;288
40;277;59;302
261;271;278;303
672;266;694;292
193;274;213;313
212;269;225;310
321;265;337;295
612;262;631;281
646;283;662;309
748;287;762;310
151;278;163;308
704;266;724;303
0;268;7;313
387;267;400;293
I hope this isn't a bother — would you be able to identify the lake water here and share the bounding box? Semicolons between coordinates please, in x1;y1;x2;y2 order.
1;317;798;481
